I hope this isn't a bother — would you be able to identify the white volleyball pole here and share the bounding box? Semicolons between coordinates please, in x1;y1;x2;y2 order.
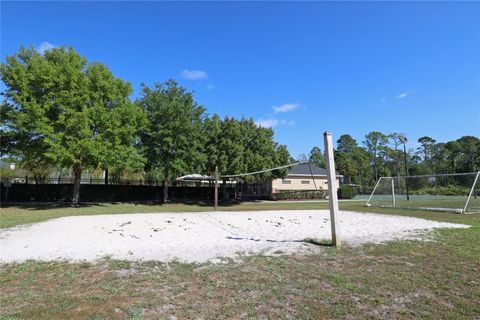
324;131;341;247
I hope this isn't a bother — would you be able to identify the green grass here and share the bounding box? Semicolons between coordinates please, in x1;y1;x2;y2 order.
1;201;479;318
368;197;480;213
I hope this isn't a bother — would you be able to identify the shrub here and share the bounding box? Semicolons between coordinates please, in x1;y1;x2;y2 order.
337;185;358;199
272;190;328;200
410;185;470;196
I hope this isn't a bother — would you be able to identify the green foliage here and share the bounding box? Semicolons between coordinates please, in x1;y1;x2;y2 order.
337;134;357;153
456;136;480;172
410;185;470;196
138;80;206;200
203;114;290;181
335;146;369;185
1;46;144;204
240;118;280;181
273;144;291;178
20;158;51;183
336;130;480;190
272;190;328;200
417;136;437;163
204;115;245;176
337;185;358;199
363;131;389;181
308;147;325;168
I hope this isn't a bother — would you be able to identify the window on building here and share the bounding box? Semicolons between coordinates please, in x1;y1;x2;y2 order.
282;179;291;184
301;180;310;185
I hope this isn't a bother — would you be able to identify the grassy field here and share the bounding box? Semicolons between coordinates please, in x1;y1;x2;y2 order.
1;201;479;319
367;197;480;214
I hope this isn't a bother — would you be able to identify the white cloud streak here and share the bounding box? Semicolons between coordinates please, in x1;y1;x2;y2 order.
279;120;295;126
396;92;409;99
255;118;295;128
36;42;56;54
255;118;279;128
273;103;299;113
181;69;208;80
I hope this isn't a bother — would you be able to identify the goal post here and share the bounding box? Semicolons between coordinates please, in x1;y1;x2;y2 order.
366;172;480;214
464;171;480;213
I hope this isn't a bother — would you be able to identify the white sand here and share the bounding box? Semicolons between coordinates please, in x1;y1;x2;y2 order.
0;210;469;263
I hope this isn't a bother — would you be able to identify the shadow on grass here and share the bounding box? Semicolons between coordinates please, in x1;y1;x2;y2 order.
0;202;102;210
224;236;335;247
0;199;246;211
303;238;335;247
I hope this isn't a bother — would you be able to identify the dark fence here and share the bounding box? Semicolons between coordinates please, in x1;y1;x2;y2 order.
0;183;234;203
3;176;214;187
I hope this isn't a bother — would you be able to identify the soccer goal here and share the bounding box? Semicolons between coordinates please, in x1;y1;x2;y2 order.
366;172;480;214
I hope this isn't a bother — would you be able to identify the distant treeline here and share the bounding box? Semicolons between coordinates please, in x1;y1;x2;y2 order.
304;133;480;186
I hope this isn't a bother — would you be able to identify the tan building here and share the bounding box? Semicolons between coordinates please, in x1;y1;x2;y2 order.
271;163;342;193
235;163;342;200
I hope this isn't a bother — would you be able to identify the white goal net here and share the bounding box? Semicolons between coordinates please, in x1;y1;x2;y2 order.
366;172;480;214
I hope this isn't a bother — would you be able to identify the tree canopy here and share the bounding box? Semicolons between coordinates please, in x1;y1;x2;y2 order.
1;46;144;204
138;80;207;201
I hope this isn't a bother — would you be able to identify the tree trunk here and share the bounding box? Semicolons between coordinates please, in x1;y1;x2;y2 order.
162;174;169;204
105;166;109;185
72;164;82;206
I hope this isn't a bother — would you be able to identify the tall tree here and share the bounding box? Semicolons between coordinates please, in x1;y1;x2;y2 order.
363;131;389;181
337;134;357;153
217;117;245;176
138;80;206;202
1;47;144;205
308;146;326;168
456;136;480;172
272;144;291;177
240;118;279;181
203;114;223;175
444;141;461;173
417;136;437;163
204;116;245;199
389;133;407;177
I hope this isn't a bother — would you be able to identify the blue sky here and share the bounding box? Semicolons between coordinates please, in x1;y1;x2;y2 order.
1;1;479;157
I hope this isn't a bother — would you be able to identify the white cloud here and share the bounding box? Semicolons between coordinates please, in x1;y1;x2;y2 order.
181;69;208;80
396;92;408;99
36;42;56;54
255;118;279;128
279;119;295;126
255;118;295;128
273;103;299;113
206;84;215;90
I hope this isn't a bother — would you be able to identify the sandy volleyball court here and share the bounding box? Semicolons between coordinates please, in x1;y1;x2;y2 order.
0;210;469;263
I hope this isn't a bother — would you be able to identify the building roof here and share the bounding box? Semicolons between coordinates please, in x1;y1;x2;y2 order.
176;174;214;181
287;163;341;177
